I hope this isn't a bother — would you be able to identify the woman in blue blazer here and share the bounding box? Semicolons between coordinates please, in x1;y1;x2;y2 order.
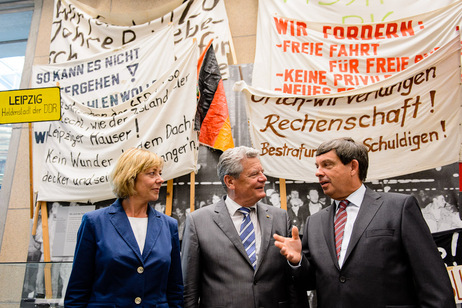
65;148;184;307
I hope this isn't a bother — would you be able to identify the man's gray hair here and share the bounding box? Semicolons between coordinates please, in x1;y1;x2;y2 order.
217;146;259;189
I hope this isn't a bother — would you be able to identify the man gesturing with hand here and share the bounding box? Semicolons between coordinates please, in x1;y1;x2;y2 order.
274;137;455;308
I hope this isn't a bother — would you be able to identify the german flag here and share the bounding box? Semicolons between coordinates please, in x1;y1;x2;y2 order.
195;40;234;151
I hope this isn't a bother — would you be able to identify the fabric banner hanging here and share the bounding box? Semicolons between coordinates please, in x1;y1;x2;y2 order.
49;0;231;78
235;37;461;182
32;25;175;107
253;2;462;91
253;0;459;89
33;42;199;203
31;25;176;196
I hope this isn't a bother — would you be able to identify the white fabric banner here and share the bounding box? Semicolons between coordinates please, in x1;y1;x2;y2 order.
34;43;199;202
253;0;459;89
236;38;461;182
32;25;175;199
50;0;231;78
33;25;175;107
266;2;462;94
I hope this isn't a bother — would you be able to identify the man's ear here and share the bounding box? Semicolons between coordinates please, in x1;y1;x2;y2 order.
350;159;359;177
223;174;235;190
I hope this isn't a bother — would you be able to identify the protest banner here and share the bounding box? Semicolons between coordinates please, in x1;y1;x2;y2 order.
433;228;462;268
31;26;176;195
32;25;175;107
437;229;462;303
34;42;199;202
265;2;462;94
253;0;458;89
235;37;461;182
49;0;231;78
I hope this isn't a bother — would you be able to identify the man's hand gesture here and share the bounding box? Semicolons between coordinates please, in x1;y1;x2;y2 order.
273;226;302;265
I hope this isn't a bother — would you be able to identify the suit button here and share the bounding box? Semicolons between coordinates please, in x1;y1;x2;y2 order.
339;276;346;283
135;297;142;304
137;266;144;274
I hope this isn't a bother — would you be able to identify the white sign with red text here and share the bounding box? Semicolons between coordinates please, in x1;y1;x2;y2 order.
255;2;462;94
253;0;460;89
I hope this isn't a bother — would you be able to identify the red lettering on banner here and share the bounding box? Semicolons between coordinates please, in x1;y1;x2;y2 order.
366;57;410;73
283;69;327;85
329;44;380;57
414;47;440;63
333;74;381;87
323;21;415;39
274;17;307;37
281;84;331;95
329;60;359;73
448;267;462;302
281;40;323;55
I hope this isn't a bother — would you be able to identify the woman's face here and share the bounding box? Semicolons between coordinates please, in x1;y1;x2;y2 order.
133;167;164;202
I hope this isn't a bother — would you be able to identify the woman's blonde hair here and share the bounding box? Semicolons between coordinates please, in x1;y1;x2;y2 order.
110;148;163;198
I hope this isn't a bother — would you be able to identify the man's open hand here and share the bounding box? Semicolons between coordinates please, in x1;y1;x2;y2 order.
273;226;302;265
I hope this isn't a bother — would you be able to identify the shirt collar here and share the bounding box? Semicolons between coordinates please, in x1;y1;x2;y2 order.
335;184;366;209
225;195;257;216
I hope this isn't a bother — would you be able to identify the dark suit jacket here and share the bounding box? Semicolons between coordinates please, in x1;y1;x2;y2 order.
294;187;455;308
64;199;183;308
181;197;308;308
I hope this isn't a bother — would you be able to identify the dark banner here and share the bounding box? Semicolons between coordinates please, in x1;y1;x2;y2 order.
433;228;462;267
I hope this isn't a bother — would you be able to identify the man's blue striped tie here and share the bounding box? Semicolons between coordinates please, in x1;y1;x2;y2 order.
238;207;257;269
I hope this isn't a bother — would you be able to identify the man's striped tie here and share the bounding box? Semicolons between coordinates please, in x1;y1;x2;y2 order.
238;207;257;269
334;200;349;260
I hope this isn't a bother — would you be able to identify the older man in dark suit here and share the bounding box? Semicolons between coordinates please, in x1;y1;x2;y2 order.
181;146;308;308
274;137;455;308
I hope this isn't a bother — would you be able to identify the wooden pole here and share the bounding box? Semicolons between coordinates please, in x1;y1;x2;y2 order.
39;201;53;298
190;172;195;213
44;263;52;299
40;201;51;262
29;123;34;218
31;200;40;236
279;179;287;211
165;179;174;216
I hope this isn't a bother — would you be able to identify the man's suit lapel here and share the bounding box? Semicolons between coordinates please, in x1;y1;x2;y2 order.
108;199;144;263
321;204;339;269
255;203;272;272
343;187;383;265
212;199;254;269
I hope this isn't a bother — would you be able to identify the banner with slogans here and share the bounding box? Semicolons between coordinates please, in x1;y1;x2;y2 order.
34;43;199;203
264;2;462;94
32;26;175;196
253;0;458;89
433;228;462;268
50;0;231;78
447;265;462;304
434;229;462;303
235;38;461;182
32;26;175;108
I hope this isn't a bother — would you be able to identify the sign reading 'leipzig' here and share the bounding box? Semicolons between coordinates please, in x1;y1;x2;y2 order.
0;87;61;124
